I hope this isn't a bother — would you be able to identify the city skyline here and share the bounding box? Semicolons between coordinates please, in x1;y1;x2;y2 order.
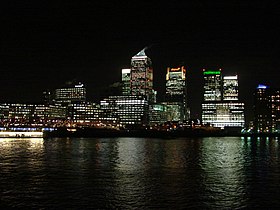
1;1;279;122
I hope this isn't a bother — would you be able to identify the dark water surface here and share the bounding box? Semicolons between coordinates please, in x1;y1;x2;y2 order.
1;137;280;209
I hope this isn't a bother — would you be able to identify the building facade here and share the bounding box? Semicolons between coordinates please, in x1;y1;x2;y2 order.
121;68;131;95
130;48;153;102
202;69;245;129
100;95;148;128
149;104;167;126
223;75;239;101
54;82;86;104
202;102;245;128
0;103;67;127
253;85;280;133
165;66;188;121
203;69;222;101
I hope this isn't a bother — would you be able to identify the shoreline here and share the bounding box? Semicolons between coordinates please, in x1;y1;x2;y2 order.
43;127;280;138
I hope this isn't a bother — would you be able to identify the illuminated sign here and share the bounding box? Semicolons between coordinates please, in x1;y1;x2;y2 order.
257;84;268;89
203;71;221;75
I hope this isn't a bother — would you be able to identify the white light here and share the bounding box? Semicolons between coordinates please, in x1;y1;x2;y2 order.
122;69;131;74
75;84;84;87
224;75;238;80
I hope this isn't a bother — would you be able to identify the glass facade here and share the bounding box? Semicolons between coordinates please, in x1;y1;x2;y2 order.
253;86;280;133
223;75;238;101
165;66;188;121
203;69;222;101
202;102;245;128
100;95;148;128
130;49;153;102
149;104;167;126
121;68;131;95
0;103;66;127
162;102;183;122
55;82;86;104
202;69;245;129
68;102;101;125
166;66;186;101
271;90;280;133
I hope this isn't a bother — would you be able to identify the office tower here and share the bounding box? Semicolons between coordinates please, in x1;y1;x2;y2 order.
100;95;148;128
165;66;188;121
34;104;67;124
223;75;238;100
149;104;167;126
166;66;187;102
0;103;35;126
253;85;280;133
202;102;245;128
68;102;101;125
271;89;280;133
161;102;182;122
130;48;153;102
203;69;222;101
54;82;86;105
202;69;245;129
121;68;131;95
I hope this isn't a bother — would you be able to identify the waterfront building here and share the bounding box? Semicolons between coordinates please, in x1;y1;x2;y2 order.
202;102;245;128
121;68;131;95
253;85;272;133
1;103;34;126
165;65;189;121
203;69;222;101
202;69;245;129
271;89;280;132
100;95;148;128
34;104;66;120
253;85;280;133
0;103;67;127
223;75;239;101
149;104;167;126
68;102;101;125
162;102;183;122
54;82;86;105
130;48;154;102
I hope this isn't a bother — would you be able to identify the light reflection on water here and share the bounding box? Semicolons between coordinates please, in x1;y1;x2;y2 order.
0;137;280;209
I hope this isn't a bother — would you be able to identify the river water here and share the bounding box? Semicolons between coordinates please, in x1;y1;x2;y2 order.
0;137;279;209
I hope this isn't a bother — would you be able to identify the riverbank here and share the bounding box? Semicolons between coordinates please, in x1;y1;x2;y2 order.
43;127;280;138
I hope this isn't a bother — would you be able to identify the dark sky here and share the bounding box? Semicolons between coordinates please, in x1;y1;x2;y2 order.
1;1;280;122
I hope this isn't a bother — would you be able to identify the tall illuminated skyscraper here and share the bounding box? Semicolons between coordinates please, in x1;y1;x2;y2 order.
203;69;222;101
202;69;245;129
166;66;186;102
223;75;238;100
253;84;280;133
165;66;189;121
130;48;153;102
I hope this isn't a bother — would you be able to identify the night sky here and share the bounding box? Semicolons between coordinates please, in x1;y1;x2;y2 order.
1;1;279;122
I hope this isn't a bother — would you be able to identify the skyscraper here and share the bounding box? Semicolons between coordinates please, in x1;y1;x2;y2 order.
202;69;245;129
203;69;222;101
100;95;148;128
165;66;189;121
253;84;280;133
130;48;153;102
223;75;238;101
166;66;187;102
54;82;86;105
121;68;131;95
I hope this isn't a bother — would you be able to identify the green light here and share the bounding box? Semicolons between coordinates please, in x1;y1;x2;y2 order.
203;71;221;75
